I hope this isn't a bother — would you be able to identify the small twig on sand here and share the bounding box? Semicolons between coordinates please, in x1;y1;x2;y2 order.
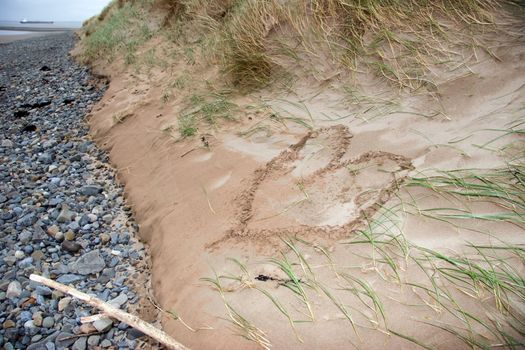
180;148;198;158
29;274;190;350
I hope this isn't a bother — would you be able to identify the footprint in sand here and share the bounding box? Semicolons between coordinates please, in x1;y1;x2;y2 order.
224;125;413;242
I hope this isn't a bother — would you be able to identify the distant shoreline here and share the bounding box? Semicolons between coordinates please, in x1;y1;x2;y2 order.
0;31;67;44
0;26;76;32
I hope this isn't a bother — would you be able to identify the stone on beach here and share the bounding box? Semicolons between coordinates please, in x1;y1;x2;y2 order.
70;250;106;275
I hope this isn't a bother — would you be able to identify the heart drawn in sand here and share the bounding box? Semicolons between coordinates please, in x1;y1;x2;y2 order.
222;125;413;243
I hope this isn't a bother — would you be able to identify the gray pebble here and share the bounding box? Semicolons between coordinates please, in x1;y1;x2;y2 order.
87;335;100;347
93;317;113;332
36;286;53;296
72;337;87;350
42;316;54;328
19;230;33;243
100;339;112;348
1;139;13;148
109;293;128;308
57;206;75;223
55;332;76;349
6;281;21;299
79;185;103;196
56;274;84;284
71;250;105;275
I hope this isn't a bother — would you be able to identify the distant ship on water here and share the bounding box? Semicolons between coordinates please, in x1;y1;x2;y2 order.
20;19;54;24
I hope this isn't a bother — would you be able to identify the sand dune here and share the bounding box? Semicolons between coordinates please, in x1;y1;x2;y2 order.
78;1;525;348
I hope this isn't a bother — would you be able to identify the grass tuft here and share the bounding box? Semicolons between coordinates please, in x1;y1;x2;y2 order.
81;2;154;64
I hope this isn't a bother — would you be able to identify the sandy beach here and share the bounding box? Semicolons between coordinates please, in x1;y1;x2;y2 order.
0;31;61;44
74;1;525;348
0;22;77;44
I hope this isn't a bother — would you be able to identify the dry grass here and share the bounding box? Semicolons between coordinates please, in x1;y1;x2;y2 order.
81;0;523;88
161;0;521;88
79;1;153;64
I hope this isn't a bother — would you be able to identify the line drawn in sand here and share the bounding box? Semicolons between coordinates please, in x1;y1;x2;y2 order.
214;125;414;246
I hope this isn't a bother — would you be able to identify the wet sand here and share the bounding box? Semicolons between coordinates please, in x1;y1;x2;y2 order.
0;25;76;44
0;32;61;44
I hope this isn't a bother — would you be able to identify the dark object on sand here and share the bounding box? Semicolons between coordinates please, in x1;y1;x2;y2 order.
40;65;51;71
14;109;29;118
20;100;51;109
32;100;51;108
21;124;37;132
63;97;75;105
255;274;277;282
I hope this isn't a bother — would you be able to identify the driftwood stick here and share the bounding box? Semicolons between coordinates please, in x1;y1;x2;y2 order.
80;314;106;323
29;274;190;350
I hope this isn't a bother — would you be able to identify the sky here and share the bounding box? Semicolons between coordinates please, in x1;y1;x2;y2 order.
0;0;112;22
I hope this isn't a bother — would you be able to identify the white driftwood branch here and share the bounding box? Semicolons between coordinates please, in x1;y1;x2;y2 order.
30;274;190;350
80;314;105;323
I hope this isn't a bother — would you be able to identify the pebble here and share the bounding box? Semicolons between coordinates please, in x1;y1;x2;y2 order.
102;214;113;223
58;297;71;311
20;311;32;322
87;335;100;347
79;185;103;196
71;250;106;275
100;339;112;348
56;274;84;284
61;240;82;254
32;250;45;261
18;256;33;268
126;328;145;340
19;230;32;244
1;139;13;148
93;317;113;332
32;312;43;327
57;206;75;223
6;281;22;299
54;231;65;241
72;337;87;350
42;316;54;328
79;323;96;334
55;332;76;349
35;286;53;296
47;225;59;236
0;33;149;348
64;230;75;241
52;290;64;299
3;320;15;329
109;293;128;308
100;233;110;244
